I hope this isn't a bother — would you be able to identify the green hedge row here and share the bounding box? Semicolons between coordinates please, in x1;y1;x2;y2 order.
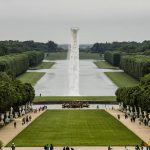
0;72;35;113
115;74;150;112
104;51;121;66
120;55;150;79
24;51;44;67
0;54;29;77
0;51;44;77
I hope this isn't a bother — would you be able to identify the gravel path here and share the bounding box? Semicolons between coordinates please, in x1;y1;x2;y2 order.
0;109;46;146
106;109;150;143
3;146;137;150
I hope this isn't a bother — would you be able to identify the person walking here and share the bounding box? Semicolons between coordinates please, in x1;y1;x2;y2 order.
11;143;15;150
66;146;70;150
50;144;53;150
14;121;16;128
147;139;150;150
63;147;66;150
135;145;140;150
44;144;47;150
108;146;112;150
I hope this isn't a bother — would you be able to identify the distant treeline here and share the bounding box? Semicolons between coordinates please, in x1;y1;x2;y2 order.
91;41;150;53
0;40;62;56
0;51;44;77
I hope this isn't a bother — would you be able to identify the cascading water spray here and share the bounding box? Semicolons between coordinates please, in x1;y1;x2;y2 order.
68;27;80;96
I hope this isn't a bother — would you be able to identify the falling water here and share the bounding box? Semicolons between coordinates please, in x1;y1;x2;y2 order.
68;27;80;96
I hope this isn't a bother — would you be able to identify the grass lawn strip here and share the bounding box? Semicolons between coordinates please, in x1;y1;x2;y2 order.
31;62;55;69
17;72;45;86
34;96;116;101
94;61;117;69
45;52;103;60
8;110;141;146
45;52;67;60
105;72;139;87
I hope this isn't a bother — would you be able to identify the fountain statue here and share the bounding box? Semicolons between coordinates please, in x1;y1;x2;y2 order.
68;27;80;96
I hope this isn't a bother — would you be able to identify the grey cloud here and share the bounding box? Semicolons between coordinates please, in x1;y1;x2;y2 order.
0;0;150;43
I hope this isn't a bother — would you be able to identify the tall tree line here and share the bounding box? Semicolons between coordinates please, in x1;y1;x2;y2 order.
91;41;150;54
0;51;44;77
0;40;60;56
120;55;150;79
116;74;150;112
0;72;34;113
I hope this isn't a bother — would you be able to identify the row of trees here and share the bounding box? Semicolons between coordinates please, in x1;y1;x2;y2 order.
104;50;150;79
91;41;150;53
120;55;150;79
116;74;150;112
0;51;44;77
104;51;121;66
24;51;44;67
0;72;35;113
0;40;61;56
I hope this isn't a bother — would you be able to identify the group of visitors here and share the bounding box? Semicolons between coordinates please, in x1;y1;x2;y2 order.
43;145;75;150
44;144;53;150
123;111;150;127
8;141;150;150
124;114;136;122
34;106;47;113
63;146;74;150
22;115;32;125
130;116;136;123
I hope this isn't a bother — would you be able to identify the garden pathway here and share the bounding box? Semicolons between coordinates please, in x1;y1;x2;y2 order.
3;146;140;150
106;109;150;143
0;108;46;146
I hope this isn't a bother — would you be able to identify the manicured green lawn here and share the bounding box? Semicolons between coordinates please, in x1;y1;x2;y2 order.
32;62;55;69
105;72;139;87
8;110;141;146
17;72;45;86
45;52;67;60
34;96;116;101
45;52;103;60
79;52;103;60
94;61;117;69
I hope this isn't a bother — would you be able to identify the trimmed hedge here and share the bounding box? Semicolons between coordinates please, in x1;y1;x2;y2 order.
0;51;44;77
24;51;44;67
104;51;121;66
120;55;150;79
0;54;29;77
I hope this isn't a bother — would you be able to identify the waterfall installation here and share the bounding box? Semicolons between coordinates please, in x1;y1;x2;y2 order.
68;27;80;96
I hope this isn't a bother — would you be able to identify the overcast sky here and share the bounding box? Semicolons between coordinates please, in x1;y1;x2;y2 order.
0;0;150;44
